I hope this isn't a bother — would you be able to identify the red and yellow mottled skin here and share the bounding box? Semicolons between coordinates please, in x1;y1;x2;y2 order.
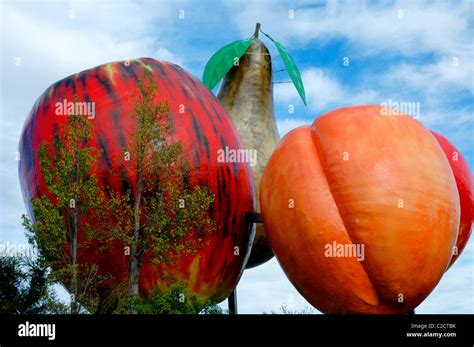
18;58;255;304
260;106;465;314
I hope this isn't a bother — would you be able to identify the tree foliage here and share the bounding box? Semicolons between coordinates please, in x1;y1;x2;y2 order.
22;108;108;313
114;284;227;314
0;254;68;314
105;69;216;299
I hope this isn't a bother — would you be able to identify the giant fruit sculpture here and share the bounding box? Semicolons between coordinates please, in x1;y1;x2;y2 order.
18;58;255;304
203;23;306;268
260;105;467;314
431;131;473;267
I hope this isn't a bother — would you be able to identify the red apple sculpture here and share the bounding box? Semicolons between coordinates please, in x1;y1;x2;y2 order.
18;58;255;305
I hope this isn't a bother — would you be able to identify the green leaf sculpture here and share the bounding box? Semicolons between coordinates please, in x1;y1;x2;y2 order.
202;38;253;91
202;26;306;106
261;30;306;106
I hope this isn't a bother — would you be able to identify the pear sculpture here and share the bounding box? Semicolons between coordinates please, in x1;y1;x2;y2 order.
203;23;306;268
217;25;279;268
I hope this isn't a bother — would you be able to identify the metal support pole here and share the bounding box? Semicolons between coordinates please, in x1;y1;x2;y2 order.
226;212;263;315
228;289;238;314
245;211;263;224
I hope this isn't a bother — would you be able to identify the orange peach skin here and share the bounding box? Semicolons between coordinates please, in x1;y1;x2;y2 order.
260;106;460;314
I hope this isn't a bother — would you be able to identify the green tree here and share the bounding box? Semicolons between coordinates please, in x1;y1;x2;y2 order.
106;69;215;307
0;254;68;314
22;109;107;314
114;284;227;314
264;304;316;314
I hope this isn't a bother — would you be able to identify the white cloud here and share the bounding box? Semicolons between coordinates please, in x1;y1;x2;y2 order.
229;0;473;109
382;58;473;104
154;48;183;66
277;118;309;137
274;67;381;113
2;3;162;89
275;68;342;110
227;0;471;58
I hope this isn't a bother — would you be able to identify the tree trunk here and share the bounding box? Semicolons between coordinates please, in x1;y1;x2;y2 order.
71;204;78;314
130;173;142;297
71;145;80;314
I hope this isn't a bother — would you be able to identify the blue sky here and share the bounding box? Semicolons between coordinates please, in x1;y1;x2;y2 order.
0;0;472;313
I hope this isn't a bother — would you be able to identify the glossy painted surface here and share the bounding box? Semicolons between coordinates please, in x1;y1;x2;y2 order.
18;58;255;303
432;131;473;267
217;38;279;268
260;106;460;313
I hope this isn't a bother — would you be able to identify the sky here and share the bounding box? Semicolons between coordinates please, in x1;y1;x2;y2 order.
0;0;472;314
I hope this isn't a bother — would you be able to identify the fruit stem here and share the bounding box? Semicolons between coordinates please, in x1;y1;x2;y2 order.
254;23;261;39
